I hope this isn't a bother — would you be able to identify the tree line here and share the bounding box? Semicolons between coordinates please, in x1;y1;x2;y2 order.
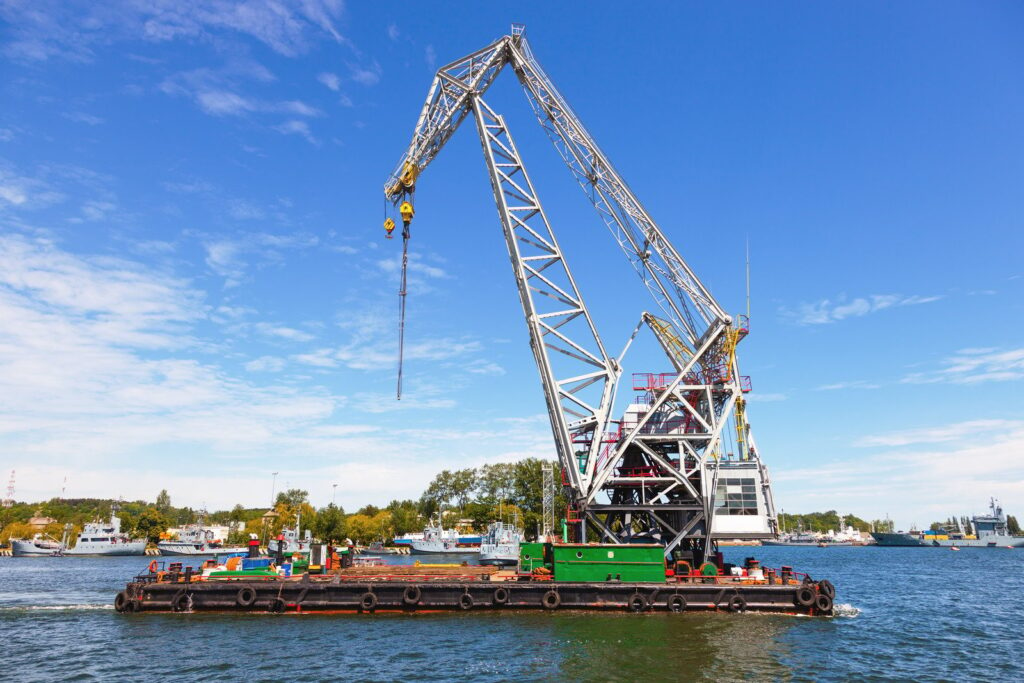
0;457;564;546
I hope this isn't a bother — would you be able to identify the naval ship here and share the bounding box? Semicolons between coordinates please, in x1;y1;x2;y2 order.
871;498;1024;548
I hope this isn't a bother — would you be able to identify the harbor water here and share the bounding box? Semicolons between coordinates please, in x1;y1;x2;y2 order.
0;546;1020;682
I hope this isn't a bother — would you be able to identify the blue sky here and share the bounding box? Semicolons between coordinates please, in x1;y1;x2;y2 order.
1;2;1021;527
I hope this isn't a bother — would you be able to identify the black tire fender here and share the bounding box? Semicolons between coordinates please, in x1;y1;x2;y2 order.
728;594;747;612
171;590;191;613
360;592;377;611
815;593;834;614
795;585;816;607
114;591;128;613
267;597;286;614
542;590;560;610
402;585;422;605
236;587;257;607
667;594;687;613
459;593;474;610
818;580;836;600
493;587;509;605
628;594;649;613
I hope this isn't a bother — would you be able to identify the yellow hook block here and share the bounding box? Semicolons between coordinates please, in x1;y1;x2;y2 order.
399;201;414;225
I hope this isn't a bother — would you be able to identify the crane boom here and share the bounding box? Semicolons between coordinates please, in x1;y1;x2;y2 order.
383;25;777;563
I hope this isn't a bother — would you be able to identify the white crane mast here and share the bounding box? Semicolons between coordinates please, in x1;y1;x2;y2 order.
384;26;776;564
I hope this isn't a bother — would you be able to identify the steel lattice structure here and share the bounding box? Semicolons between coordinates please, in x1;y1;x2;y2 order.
384;25;777;565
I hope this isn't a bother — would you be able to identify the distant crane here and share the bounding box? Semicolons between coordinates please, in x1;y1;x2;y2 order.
3;470;14;508
383;25;777;565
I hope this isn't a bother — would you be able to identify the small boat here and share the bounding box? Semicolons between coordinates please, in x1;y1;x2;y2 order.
361;541;401;556
409;515;480;554
11;533;66;557
479;520;524;566
158;520;246;556
950;546;961;551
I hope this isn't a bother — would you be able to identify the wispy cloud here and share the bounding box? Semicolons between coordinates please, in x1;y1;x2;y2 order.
387;24;400;41
1;1;347;63
317;72;340;91
745;392;787;402
425;45;436;71
348;61;382;86
202;232;318;287
902;347;1024;385
816;380;881;391
275;119;317;144
62;111;104;126
783;294;942;325
254;323;314;343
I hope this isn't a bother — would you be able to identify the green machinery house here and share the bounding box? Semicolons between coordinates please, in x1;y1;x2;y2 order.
520;542;667;583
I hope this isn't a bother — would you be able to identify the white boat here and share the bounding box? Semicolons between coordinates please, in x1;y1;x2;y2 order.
11;533;66;557
158;523;246;556
65;511;146;556
409;516;480;554
479;520;523;566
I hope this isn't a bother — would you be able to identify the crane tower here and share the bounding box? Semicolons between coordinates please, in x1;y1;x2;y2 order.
384;25;777;566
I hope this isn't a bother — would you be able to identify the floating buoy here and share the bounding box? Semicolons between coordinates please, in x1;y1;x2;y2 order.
950;546;960;551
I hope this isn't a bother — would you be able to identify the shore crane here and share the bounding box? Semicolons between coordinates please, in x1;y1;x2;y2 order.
383;25;777;566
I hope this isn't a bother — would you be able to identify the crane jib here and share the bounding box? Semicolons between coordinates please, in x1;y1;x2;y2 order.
379;25;777;562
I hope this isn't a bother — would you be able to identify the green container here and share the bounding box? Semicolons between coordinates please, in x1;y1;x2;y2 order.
551;543;665;583
518;542;551;573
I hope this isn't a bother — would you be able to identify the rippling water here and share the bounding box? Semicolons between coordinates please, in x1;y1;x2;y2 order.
1;546;1020;681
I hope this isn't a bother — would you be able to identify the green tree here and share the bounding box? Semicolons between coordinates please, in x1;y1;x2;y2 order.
1007;515;1021;535
386;500;421;536
135;507;170;545
155;489;171;512
275;489;309;508
313;503;346;543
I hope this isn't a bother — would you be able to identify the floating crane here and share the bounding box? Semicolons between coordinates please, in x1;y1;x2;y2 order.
384;25;776;566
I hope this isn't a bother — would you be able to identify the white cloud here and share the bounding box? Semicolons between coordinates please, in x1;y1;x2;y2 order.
902;347;1024;385
348;61;382;86
254;322;314;343
246;356;286;372
425;44;436;71
317;72;340;91
784;293;942;325
775;420;1024;528
855;419;1016;447
387;24;399;41
275;119;317;144
466;359;505;375
2;1;346;63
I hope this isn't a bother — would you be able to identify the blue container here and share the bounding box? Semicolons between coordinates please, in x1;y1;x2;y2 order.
242;558;272;570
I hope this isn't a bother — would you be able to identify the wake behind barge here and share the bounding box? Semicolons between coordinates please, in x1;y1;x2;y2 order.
115;543;836;616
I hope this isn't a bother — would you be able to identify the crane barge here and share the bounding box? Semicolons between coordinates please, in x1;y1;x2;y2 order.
114;25;834;616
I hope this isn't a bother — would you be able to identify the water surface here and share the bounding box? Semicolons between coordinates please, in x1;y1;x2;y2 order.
1;546;1019;681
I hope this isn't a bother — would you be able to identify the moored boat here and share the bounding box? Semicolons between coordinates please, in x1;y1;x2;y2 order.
409;516;480;554
479;520;523;566
65;510;146;556
11;533;65;557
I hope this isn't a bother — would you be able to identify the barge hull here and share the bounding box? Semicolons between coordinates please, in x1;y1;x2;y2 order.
118;578;833;616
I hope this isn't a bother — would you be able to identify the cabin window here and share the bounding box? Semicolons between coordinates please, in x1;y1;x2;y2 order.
714;478;759;515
